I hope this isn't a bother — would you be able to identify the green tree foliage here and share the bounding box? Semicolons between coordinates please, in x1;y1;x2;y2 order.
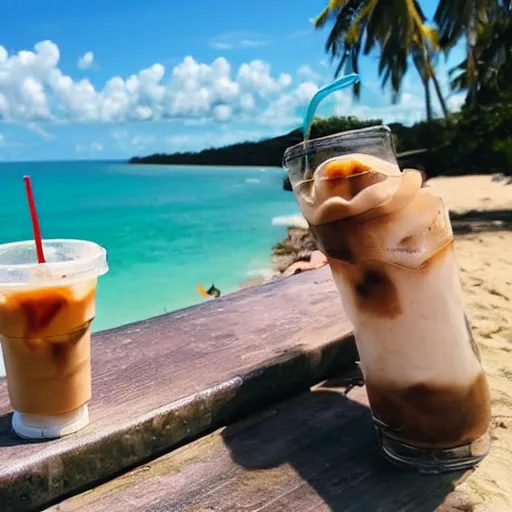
435;0;510;108
441;2;511;108
436;91;512;175
309;115;382;138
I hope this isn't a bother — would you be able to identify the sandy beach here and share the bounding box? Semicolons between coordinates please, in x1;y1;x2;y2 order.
426;175;512;511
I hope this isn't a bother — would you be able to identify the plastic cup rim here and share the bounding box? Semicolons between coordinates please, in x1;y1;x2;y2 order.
0;238;108;288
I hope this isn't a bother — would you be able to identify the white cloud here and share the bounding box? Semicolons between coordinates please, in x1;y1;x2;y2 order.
27;122;55;141
213;104;232;122
75;141;103;154
327;72;467;126
0;133;4;146
165;128;281;153
0;40;58;122
236;60;292;97
209;31;270;50
332;89;426;126
240;39;268;48
0;39;457;131
240;93;256;112
109;130;152;153
297;65;321;81
447;92;466;112
131;134;155;146
261;81;319;127
0;40;319;127
77;51;94;70
210;42;233;50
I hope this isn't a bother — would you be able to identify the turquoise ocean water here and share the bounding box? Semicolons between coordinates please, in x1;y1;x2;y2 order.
0;160;300;376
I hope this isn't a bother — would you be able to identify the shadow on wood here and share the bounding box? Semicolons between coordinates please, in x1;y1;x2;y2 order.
48;377;472;512
219;383;472;512
450;208;512;235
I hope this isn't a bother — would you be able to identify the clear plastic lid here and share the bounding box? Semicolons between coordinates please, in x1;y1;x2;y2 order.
0;239;108;288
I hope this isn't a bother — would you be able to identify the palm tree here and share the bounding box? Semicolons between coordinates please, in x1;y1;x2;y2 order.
435;0;511;107
315;0;449;121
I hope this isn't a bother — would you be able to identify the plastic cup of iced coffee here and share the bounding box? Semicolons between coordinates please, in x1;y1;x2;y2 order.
0;239;108;439
283;125;492;472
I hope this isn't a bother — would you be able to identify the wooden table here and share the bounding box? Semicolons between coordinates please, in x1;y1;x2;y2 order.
0;267;357;512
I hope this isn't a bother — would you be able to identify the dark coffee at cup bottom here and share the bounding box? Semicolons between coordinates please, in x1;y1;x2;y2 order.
366;372;491;448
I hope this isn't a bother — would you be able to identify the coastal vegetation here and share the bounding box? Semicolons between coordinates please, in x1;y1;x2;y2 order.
130;101;512;178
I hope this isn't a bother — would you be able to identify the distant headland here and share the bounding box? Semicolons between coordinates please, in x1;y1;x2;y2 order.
128;117;428;169
129;106;511;181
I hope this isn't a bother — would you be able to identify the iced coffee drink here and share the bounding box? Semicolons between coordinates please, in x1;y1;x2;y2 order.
0;239;108;439
283;126;491;472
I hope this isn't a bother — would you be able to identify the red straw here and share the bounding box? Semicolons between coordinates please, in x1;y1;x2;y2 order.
23;176;46;264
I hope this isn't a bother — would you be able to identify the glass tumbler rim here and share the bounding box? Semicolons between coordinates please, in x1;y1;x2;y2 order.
282;124;392;167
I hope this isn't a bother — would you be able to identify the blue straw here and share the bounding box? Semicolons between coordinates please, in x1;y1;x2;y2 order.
302;73;360;139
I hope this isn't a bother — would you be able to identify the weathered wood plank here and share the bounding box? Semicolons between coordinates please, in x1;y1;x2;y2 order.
0;267;356;512
51;370;473;512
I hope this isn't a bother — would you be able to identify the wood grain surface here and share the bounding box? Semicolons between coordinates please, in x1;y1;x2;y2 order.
48;370;472;512
0;267;356;512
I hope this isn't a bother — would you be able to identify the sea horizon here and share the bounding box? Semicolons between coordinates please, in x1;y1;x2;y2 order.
3;158;283;168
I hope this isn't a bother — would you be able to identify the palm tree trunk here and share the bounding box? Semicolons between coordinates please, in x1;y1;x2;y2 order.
430;70;449;116
466;52;478;109
424;56;449;117
413;48;434;122
424;77;433;121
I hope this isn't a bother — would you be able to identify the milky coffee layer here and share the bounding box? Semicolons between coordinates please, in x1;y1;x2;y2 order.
0;278;98;414
291;153;491;446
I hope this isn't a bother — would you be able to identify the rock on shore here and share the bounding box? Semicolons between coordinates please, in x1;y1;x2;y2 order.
271;227;318;274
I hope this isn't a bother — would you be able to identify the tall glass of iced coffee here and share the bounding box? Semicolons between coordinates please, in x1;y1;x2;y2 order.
0;239;108;439
283;125;491;472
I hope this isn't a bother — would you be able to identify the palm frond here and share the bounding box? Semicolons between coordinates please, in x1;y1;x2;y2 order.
315;0;451;115
334;53;349;76
315;7;332;28
405;0;427;32
322;0;361;56
379;35;408;100
314;0;351;28
346;0;378;43
435;0;499;50
446;0;511;101
421;25;439;51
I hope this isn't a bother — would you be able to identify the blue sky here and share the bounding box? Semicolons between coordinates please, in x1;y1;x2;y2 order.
0;0;466;161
